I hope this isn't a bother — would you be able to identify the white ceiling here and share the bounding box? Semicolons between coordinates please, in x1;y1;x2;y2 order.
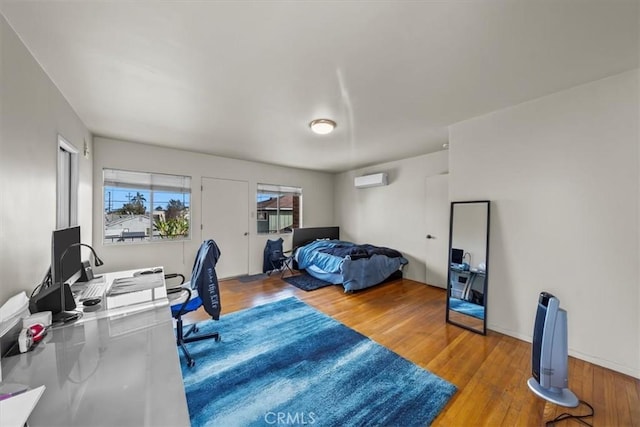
1;1;638;172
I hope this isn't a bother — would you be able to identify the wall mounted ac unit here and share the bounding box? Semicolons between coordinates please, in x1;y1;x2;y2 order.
354;172;388;189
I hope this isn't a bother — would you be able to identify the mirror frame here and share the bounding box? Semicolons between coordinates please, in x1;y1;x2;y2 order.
445;200;490;335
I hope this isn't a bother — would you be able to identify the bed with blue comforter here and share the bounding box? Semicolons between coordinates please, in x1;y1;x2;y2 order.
294;239;408;292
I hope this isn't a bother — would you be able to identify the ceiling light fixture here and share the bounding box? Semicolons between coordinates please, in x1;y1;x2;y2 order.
309;118;336;135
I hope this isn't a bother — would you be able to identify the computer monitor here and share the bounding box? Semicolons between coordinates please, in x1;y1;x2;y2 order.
51;225;82;322
451;248;464;265
52;225;82;288
28;226;82;320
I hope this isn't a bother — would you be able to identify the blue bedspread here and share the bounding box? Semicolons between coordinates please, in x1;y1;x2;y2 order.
295;240;408;292
319;243;403;260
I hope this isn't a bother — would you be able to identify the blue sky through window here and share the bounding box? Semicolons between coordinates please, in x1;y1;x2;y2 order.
257;193;275;202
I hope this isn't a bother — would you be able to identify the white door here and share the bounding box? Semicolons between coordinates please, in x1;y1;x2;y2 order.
425;174;449;288
201;177;249;279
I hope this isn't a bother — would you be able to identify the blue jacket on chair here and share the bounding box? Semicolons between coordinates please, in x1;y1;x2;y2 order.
169;239;222;368
191;239;222;320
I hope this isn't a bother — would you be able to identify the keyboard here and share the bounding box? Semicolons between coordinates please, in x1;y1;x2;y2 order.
76;281;108;301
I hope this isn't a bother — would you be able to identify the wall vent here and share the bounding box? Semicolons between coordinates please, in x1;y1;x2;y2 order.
354;172;388;188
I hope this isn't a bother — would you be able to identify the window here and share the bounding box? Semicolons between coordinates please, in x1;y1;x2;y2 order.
257;184;302;234
57;136;78;228
103;169;191;243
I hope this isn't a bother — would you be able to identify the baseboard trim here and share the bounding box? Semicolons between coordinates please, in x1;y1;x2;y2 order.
488;323;640;380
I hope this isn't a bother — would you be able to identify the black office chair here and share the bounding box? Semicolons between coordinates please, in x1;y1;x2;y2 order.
167;239;222;367
263;238;294;278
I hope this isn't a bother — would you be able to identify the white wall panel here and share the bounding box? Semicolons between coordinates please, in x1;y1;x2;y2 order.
0;15;92;306
92;138;334;278
449;70;640;378
334;151;449;282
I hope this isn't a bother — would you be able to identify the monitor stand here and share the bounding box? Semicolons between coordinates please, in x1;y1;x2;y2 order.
51;311;81;324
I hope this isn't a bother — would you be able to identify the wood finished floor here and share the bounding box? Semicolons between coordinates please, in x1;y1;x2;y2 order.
185;274;640;426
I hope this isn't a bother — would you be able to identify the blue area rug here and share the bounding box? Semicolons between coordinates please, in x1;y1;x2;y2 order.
282;272;334;291
449;298;485;320
180;297;456;427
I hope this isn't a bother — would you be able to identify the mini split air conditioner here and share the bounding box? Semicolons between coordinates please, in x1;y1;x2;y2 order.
354;172;388;189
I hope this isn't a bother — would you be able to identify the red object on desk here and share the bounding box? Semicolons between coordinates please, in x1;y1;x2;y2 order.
29;324;46;343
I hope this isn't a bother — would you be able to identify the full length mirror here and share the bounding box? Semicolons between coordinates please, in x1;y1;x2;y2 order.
446;200;490;335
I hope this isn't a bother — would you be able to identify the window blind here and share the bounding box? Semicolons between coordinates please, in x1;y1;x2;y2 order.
104;169;191;193
257;183;302;194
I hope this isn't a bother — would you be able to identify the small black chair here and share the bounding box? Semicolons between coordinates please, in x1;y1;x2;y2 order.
167;239;222;367
263;238;294;278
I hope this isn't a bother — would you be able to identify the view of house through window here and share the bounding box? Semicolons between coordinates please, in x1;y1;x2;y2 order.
103;169;191;243
257;184;302;234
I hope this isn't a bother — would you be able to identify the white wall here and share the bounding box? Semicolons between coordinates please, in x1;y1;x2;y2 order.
449;70;640;378
0;15;93;307
334;151;449;282
92;137;334;279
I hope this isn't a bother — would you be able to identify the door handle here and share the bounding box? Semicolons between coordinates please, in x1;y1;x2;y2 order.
244;232;249;236
426;234;434;239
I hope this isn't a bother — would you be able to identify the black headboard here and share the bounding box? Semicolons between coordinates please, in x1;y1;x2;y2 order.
292;226;340;250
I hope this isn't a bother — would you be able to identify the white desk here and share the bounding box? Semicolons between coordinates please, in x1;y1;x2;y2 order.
72;267;168;321
1;269;190;426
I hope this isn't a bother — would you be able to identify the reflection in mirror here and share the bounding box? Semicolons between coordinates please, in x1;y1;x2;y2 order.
446;201;490;335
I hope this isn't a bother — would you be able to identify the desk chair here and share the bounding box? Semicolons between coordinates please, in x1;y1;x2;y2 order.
167;239;222;368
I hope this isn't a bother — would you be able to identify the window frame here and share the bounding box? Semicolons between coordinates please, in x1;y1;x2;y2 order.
102;168;192;244
57;135;79;229
256;183;302;235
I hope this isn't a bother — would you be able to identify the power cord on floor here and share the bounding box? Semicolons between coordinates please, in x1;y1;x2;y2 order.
546;400;594;426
